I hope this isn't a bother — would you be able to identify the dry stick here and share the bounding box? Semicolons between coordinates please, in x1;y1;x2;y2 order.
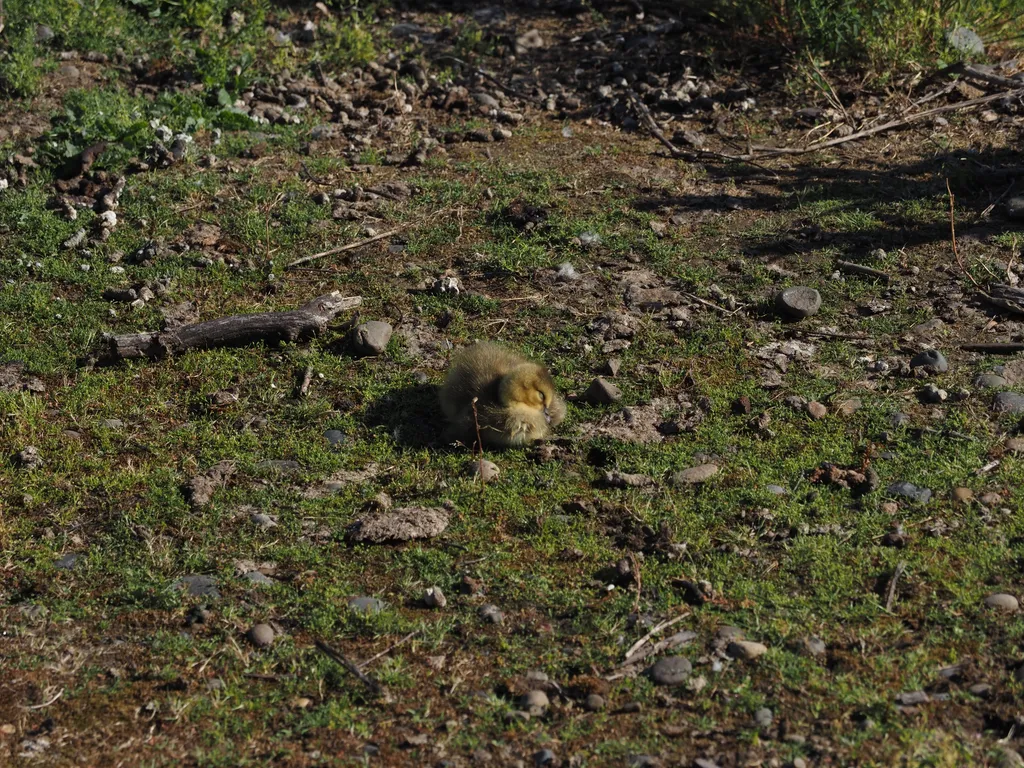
947;178;982;290
313;639;384;697
22;688;64;710
962;343;1024;354
736;87;1024;160
625;89;780;178
945;62;1024;91
296;364;313;398
835;261;891;282
357;631;420;670
885;561;907;612
622;611;691;662
286;227;405;269
628;552;642;614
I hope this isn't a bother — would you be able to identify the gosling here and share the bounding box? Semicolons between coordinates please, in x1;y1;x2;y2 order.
440;342;565;448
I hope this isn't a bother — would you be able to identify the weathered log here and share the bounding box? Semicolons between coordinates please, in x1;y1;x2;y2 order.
98;292;361;363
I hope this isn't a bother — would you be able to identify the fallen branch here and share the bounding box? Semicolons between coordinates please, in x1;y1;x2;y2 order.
357;630;420;670
296;364;314;398
961;343;1024;354
314;639;387;698
622;610;691;663
884;561;906;612
981;283;1024;315
98;292;361;364
287;228;404;269
943;62;1024;92
836;260;891;282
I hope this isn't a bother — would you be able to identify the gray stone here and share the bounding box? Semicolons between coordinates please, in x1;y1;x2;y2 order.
910;349;948;372
243;571;273;585
583;693;605;711
887;481;932;504
35;25;55;43
897;690;929;705
919;384;948;403
351;321;393;356
516;29;545;52
55;553;84;570
602;358;621;377
984;593;1019;612
250;512;278;529
425;586;447;609
975;374;1008;389
174;574;219;598
14;446;43;469
754;707;773;728
726;640;768;660
584;377;622;405
993;391;1024;415
648;656;692;685
472;92;500;108
479;604;504;624
348;596;386;615
671;464;719;485
324;429;347;446
945;26;985;58
99;418;125;429
774;286;822;319
1007;196;1024;221
246;623;275;648
466;459;500;481
519;690;549;715
555;262;580;282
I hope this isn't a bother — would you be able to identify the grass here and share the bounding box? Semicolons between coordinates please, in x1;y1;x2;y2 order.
2;1;1024;765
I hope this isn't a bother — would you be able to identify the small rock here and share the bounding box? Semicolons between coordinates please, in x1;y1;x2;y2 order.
1007;196;1024;221
243;571;273;585
351;321;393;356
55;553;84;570
466;459;500;481
910;349;948;373
945;25;985;57
324;429;347;446
348;597;386;615
583;377;622;404
897;690;929;706
555;262;580;282
648;656;692;686
969;682;992;698
250;512;278;529
516;29;545;52
533;749;556;767
1006;437;1024;454
919;383;948;403
602;358;621;377
247;623;275;648
671;464;719;485
425;586;447;609
583;694;605;711
774;286;822;319
174;574;219;598
806;401;828;419
14;446;43;469
887;481;932;504
35;24;55;43
519;690;549;715
984;593;1019;612
993;391;1024;415
975;374;1008;389
479;604;504;624
726;640;768;660
754;707;773;728
796;635;827;657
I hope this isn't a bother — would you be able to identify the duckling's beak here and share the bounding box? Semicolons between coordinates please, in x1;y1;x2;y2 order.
543;407;551;424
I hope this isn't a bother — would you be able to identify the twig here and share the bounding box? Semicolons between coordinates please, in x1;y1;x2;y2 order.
943;62;1024;91
357;631;420;670
884;561;906;612
622;611;691;662
628;552;642;614
286;227;404;269
22;688;63;712
947;179;982;289
836;260;891;282
977;180;1016;221
296;364;313;398
300;162;333;186
313;639;385;697
734;87;1023;160
961;343;1024;354
625;89;780;178
683;292;742;315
